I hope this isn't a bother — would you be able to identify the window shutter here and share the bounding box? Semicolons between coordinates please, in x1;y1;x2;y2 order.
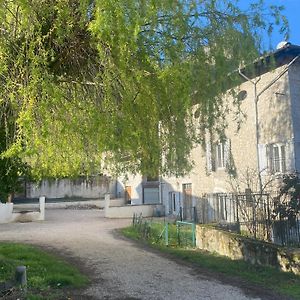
206;138;212;174
258;144;267;174
211;143;216;171
224;139;231;170
281;145;286;172
266;144;273;173
285;142;293;171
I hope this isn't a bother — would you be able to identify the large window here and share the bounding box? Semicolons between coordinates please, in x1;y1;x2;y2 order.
269;144;286;173
143;187;159;204
143;176;159;204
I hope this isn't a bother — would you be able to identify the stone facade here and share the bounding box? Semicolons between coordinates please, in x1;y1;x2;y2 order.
121;45;300;215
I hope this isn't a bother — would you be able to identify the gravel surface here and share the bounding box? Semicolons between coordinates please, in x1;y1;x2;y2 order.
0;209;269;300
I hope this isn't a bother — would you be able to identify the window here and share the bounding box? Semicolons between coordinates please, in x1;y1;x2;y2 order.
269;144;286;173
206;137;231;173
143;187;159;204
237;90;247;101
143;175;159;204
216;142;225;169
169;192;180;214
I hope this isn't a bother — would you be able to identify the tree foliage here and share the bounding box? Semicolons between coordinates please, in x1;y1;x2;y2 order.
273;173;300;226
0;0;288;179
0;101;28;201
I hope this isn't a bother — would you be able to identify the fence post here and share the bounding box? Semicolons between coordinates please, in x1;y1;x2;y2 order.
165;223;169;246
176;222;180;246
193;206;197;223
192;223;196;247
236;195;241;234
39;196;45;220
252;195;256;239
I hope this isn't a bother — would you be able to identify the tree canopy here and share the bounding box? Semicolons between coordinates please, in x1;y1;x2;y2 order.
0;0;288;179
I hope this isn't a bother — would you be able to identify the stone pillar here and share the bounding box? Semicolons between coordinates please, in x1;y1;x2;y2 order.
15;266;27;290
39;196;45;221
104;193;110;218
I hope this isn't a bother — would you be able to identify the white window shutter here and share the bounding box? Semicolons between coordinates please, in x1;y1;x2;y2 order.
285;142;293;171
258;144;267;174
206;138;212;174
224;139;231;168
267;144;274;173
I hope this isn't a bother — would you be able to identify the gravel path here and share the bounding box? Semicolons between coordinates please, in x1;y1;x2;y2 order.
0;209;265;300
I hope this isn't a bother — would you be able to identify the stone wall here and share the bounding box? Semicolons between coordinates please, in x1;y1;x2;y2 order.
123;63;297;211
196;225;300;275
27;176;116;199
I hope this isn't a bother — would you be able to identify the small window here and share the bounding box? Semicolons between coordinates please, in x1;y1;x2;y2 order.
237;90;247;101
194;108;201;119
182;183;192;190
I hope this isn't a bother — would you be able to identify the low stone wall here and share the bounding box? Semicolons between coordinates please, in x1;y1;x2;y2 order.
105;204;165;218
196;225;300;275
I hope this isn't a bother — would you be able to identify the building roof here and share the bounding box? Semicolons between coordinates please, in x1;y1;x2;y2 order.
240;43;300;80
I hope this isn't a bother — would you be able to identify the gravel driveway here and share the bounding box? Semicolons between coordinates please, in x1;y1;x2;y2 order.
0;209;271;300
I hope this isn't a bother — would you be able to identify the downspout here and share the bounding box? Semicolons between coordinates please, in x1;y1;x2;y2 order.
158;121;163;206
238;71;262;194
238;54;300;194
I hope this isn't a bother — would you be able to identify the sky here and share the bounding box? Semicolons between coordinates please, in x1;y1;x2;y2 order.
242;0;300;50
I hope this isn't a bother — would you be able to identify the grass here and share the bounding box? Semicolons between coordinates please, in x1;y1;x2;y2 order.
0;242;89;299
121;225;300;300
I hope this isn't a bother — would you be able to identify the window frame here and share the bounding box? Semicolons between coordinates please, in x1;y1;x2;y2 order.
215;142;226;170
269;143;287;174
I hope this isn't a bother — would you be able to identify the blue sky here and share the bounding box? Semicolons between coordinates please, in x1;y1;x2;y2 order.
242;0;300;50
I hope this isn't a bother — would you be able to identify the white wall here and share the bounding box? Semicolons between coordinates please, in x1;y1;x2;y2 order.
105;204;165;218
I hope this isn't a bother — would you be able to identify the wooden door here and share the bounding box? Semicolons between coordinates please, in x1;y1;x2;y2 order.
125;186;131;204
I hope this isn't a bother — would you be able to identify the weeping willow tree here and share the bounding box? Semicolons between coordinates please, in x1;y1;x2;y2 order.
0;0;288;181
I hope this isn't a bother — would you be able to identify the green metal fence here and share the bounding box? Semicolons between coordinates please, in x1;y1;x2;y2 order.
132;213;196;248
176;221;196;247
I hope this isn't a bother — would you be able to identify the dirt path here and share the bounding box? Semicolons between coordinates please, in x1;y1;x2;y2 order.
0;209;284;300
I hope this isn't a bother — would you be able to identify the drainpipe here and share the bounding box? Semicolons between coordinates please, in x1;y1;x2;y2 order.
239;55;300;195
238;71;262;194
158;121;163;206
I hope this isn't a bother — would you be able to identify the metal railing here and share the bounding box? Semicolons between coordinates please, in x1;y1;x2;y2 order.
187;193;300;247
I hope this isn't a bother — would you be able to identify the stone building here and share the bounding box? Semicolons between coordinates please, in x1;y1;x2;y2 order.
117;42;300;216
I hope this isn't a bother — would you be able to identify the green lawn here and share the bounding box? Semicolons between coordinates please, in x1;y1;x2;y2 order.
121;226;300;300
0;242;89;299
